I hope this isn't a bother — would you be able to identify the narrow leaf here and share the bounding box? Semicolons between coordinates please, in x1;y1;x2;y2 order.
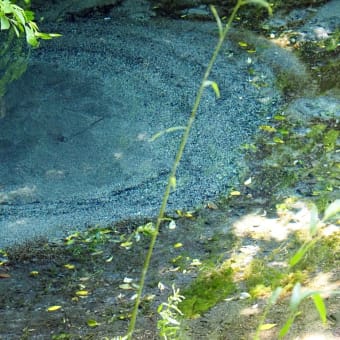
203;80;220;98
210;5;223;39
149;126;186;142
323;199;340;221
311;294;327;323
259;323;277;330
290;283;302;310
289;242;313;267
279;315;295;338
47;305;62;312
269;287;283;305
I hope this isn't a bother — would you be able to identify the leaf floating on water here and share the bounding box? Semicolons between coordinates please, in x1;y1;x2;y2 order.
47;305;62;312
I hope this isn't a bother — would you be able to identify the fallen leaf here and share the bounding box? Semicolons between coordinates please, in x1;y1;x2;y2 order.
230;191;241;196
75;290;89;296
87;319;100;327
260;323;277;330
47;305;62;312
64;264;75;270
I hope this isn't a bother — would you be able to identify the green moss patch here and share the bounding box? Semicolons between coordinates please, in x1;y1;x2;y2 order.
179;264;236;318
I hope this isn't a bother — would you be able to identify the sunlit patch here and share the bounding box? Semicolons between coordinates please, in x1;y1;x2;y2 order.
306;272;339;297
232;200;335;242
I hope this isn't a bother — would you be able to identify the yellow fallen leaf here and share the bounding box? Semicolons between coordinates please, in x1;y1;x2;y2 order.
47;305;62;312
173;243;183;249
259;323;277;331
230;191;241;196
30;271;39;277
64;264;75;270
75;290;89;296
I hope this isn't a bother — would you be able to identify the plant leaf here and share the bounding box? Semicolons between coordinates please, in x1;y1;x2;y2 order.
269;287;283;305
210;5;223;39
279;314;295;339
47;305;62;312
24;26;38;47
0;15;10;30
87;319;100;327
311;293;327;323
323;199;340;221
149;126;186;142
259;323;277;330
203;80;220;98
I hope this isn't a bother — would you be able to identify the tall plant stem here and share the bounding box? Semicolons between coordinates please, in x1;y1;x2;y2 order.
127;2;243;339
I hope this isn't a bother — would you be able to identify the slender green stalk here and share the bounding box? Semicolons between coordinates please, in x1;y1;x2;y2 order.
126;1;269;338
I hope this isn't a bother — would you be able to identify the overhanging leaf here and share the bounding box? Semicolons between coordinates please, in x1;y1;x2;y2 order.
0;15;10;30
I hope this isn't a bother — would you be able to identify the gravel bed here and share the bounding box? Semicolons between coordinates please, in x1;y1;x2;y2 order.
0;17;284;247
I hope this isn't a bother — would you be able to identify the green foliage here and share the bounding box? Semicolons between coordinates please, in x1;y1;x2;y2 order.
0;0;60;47
256;200;340;339
278;283;327;339
0;28;28;99
290;200;340;268
178;264;236;318
157;285;185;340
244;259;285;295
